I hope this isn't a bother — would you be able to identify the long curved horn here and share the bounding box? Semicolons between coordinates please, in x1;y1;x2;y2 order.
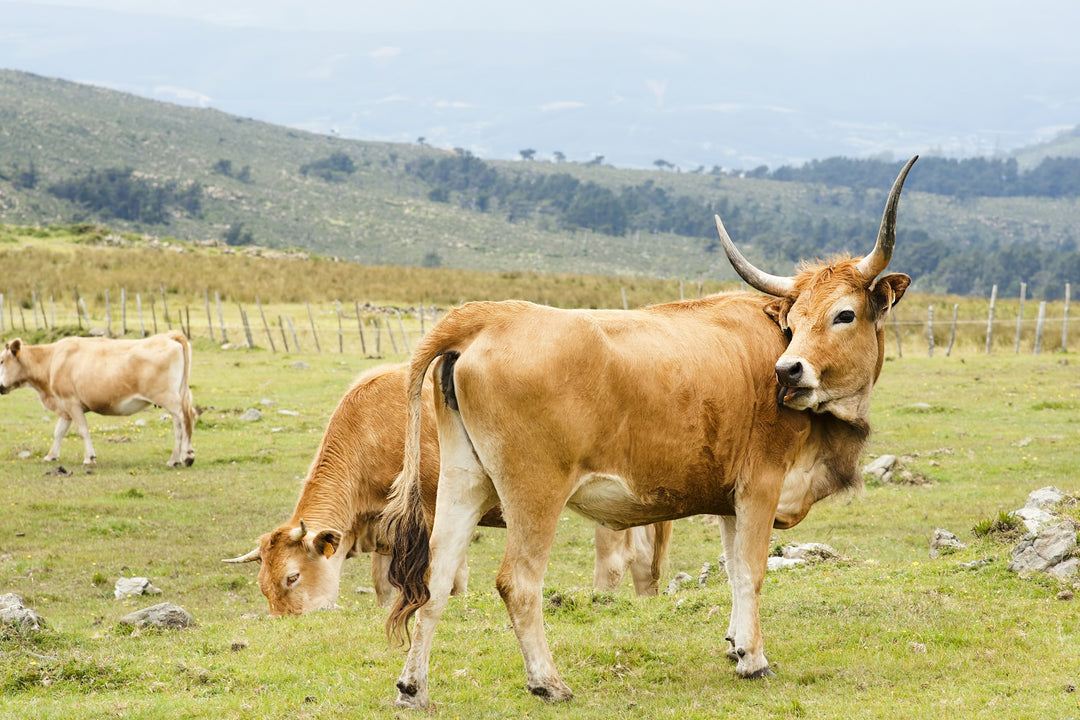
222;547;261;564
856;155;918;280
715;214;795;297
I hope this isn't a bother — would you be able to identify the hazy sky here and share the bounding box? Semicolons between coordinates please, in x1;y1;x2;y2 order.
2;0;1078;168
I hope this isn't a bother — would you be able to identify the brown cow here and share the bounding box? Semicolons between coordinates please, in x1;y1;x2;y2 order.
223;362;671;616
0;331;195;467
382;157;917;708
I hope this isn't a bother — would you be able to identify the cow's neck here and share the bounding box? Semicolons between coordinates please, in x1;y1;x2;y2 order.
289;435;385;542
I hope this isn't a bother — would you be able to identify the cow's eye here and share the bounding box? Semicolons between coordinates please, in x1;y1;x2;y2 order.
285;572;300;587
834;310;856;325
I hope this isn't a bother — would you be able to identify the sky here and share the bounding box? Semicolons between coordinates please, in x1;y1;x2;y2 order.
1;0;1078;169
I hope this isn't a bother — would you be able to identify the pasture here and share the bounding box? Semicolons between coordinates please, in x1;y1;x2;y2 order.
1;344;1078;718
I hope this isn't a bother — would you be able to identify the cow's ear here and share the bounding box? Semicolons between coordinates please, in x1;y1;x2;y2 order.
312;530;341;560
763;298;792;335
8;338;21;356
871;273;911;314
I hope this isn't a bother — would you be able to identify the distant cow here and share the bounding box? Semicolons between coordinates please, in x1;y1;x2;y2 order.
223;363;671;616
0;331;195;467
382;159;917;708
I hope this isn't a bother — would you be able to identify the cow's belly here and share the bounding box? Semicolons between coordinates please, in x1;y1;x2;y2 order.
567;472;731;529
87;396;151;416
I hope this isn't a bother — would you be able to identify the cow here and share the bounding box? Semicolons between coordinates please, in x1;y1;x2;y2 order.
381;156;918;708
222;362;672;616
0;331;195;467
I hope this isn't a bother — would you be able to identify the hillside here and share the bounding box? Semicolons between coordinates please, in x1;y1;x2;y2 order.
1;69;1079;297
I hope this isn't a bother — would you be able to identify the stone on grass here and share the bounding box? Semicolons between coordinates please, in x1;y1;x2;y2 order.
119;602;195;630
0;593;46;631
862;455;897;482
114;577;163;599
1007;520;1077;575
929;529;965;559
239;408;263;422
767;557;805;571
782;542;840;562
664;571;693;595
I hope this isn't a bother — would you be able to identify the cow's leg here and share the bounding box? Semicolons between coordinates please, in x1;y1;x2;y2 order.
167;409;185;467
394;420;497;710
371;552;395;608
496;503;573;702
451;555;470;595
592;525;632;592
727;482;781;679
628;524;660;596
45;415;72;462
719;515;741;661
68;407;96;465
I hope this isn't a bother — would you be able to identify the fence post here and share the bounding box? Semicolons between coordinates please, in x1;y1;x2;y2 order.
278;315;290;352
239;304;254;348
336;301;344;354
371;318;382;357
926;305;934;357
1034;301;1047;354
74;287;83;330
204;290;215;342
1014;282;1026;354
161;285;171;330
136;294;146;337
79;297;91;332
149;293;158;335
891;311;902;358
396;310;411;354
121;287;128;335
36;284;46;330
286;315;300;353
355;301;368;355
105;289;112;337
256;297;276;352
49;296;55;330
306;301;321;353
385;314;400;354
1063;283;1071;352
216;291;228;344
31;290;40;331
946;304;959;357
621;287;629;310
985;284;997;354
418;301;425;336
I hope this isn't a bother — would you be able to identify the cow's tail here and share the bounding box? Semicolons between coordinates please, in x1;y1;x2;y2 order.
651;521;673;585
171;330;196;453
382;302;501;645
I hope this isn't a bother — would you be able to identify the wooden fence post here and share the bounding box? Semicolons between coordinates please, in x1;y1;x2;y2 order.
371;318;382;357
1034;301;1047;354
161;285;171;330
985;284;997;354
335;301;344;354
1014;282;1026;354
216;291;228;344
74;287;83;330
239;304;254;348
396;310;410;354
305;301;321;353
278;315;289;352
385;314;399;354
49;296;55;330
926;305;934;357
354;301;368;355
286;315;300;353
256;297;276;352
105;289;112;337
121;287;128;336
621;287;629;310
36;284;46;330
79;297;91;332
1063;283;1071;352
418;301;425;336
136;294;146;337
150;293;158;335
31;290;40;331
204;289;215;342
946;304;959;357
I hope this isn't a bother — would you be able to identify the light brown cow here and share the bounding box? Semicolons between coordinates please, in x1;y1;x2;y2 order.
382;157;917;708
223;362;671;616
0;331;195;467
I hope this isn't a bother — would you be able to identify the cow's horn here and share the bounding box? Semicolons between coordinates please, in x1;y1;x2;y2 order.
715;214;795;297
222;547;261;564
856;155;918;280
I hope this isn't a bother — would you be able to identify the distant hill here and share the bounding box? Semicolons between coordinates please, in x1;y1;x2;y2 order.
1011;126;1080;170
1;69;1079;299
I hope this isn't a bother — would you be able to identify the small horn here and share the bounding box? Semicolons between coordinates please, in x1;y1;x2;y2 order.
222;547;261;564
856;155;918;280
715;214;795;297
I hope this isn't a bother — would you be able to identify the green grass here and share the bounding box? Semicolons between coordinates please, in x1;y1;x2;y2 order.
1;344;1078;719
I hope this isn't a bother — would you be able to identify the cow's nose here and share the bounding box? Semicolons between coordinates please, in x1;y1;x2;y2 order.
775;359;803;386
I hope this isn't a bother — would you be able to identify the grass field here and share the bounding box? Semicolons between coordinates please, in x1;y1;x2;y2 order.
1;339;1078;719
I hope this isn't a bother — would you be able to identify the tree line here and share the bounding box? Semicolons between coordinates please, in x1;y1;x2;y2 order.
46;168;203;225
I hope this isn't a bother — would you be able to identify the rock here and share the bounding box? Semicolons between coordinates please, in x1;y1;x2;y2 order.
1014;506;1056;535
664;571;693;595
290;361;311;370
862;455;897;480
0;593;46;631
119;602;195;629
277;409;300;417
960;556;996;570
1049;558;1079;578
114;577;163;599
239;408;262;422
1008;520;1077;575
781;542;840;562
929;529;965;559
767;556;805;571
1024;486;1065;511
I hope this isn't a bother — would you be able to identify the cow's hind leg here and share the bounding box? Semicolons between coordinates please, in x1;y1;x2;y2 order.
496;499;573;702
719;515;741;661
68;407;96;465
592;524;633;592
44;415;72;462
394;416;497;710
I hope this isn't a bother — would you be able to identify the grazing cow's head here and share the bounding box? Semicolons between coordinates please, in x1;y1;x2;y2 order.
223;520;344;616
715;156;916;428
0;339;26;395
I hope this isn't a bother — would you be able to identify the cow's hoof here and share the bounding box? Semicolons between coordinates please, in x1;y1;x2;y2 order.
528;679;574;703
740;666;776;679
394;680;429;710
184;456;195;467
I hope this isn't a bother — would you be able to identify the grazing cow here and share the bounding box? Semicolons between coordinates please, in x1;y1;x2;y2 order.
0;331;195;467
223;363;671;616
382;157;917;708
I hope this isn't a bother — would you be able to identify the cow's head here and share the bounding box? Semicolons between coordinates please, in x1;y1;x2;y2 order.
222;519;346;616
0;339;26;395
716;155;916;428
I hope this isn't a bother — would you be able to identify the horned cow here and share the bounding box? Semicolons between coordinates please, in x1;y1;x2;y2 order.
0;331;195;467
382;157;918;708
223;363;671;616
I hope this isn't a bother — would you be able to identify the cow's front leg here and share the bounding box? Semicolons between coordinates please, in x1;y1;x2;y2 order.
719;515;741;661
45;415;72;462
371;552;395;608
167;411;185;467
727;478;782;678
